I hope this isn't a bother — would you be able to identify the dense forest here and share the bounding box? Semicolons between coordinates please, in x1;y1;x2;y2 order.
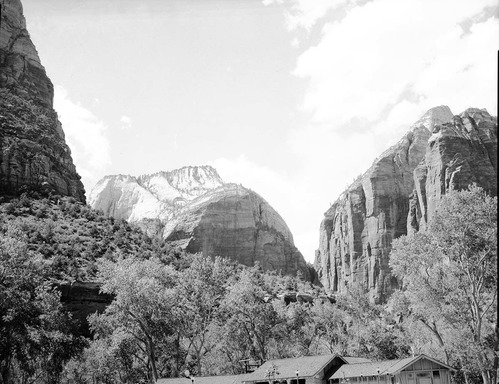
0;186;497;384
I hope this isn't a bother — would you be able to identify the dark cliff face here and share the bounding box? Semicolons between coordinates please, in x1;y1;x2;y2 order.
0;0;85;201
313;105;498;303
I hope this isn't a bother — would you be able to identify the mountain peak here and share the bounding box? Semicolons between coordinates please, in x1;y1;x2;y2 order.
142;165;224;192
413;105;454;131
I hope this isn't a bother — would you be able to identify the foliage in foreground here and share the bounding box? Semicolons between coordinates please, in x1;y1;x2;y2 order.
0;228;86;384
60;254;409;384
390;185;498;384
1;186;496;384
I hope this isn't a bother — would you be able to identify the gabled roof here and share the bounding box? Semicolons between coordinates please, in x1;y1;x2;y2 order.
384;354;455;374
157;374;250;384
342;357;373;364
243;354;340;381
329;355;454;380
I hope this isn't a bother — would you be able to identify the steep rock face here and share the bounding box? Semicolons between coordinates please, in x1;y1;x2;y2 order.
0;0;53;107
409;108;497;233
0;0;85;201
90;166;310;279
58;282;113;337
314;106;454;303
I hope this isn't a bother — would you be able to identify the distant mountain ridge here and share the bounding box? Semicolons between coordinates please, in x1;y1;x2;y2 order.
89;166;225;223
90;166;310;279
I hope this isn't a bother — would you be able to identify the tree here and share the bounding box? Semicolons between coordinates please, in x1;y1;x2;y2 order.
390;185;497;384
0;228;84;384
218;266;282;364
89;257;180;383
176;254;233;376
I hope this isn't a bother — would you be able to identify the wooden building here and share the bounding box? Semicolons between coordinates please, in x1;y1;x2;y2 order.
157;374;250;384
157;354;453;384
328;355;454;384
242;355;371;384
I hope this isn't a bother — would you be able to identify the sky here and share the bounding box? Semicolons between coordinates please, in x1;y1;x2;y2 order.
22;0;498;263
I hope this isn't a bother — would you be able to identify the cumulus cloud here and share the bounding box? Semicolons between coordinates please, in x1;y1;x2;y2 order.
293;0;498;131
273;0;498;263
54;86;111;195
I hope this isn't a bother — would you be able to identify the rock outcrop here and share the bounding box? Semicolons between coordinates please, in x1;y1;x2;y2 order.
58;282;113;337
90;166;310;279
0;0;85;201
314;106;458;303
409;108;497;233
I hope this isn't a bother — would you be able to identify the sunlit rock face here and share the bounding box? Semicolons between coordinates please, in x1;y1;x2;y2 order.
314;106;455;303
0;0;53;106
90;166;310;279
409;108;497;233
0;0;85;201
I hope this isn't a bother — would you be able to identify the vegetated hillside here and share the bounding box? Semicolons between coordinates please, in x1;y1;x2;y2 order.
0;192;179;282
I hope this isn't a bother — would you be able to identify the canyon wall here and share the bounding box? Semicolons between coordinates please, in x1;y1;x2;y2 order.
314;106;497;303
0;0;85;201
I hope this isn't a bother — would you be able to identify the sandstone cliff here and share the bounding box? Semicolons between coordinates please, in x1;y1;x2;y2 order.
409;108;497;233
314;106;456;303
90;166;310;279
0;0;85;201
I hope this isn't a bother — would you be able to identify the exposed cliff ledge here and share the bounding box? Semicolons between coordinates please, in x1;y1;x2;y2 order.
0;0;85;201
90;166;310;280
408;108;497;234
314;106;455;303
0;0;53;107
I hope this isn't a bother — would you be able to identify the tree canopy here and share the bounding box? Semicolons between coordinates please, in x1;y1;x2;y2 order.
390;185;498;384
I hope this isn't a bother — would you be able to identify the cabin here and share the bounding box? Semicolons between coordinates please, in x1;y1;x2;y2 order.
157;354;453;384
157;374;250;384
242;355;371;384
328;355;454;384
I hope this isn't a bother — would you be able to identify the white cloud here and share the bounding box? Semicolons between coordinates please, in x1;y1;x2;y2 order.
293;0;498;131
285;0;353;30
272;0;498;265
54;86;111;196
262;0;283;6
120;115;133;130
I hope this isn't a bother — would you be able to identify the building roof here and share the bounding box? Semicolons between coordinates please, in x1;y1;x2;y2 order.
157;374;250;384
243;354;339;381
342;357;373;364
329;355;454;380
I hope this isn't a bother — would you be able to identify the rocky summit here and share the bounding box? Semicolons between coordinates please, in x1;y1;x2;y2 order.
314;106;497;303
90;166;310;279
0;0;85;201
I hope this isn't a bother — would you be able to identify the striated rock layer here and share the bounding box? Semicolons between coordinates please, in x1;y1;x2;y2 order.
409;108;497;233
0;0;85;201
90;166;310;279
314;106;457;303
